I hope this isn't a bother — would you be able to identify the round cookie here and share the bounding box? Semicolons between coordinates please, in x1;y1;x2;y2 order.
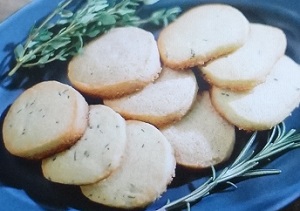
80;120;176;209
68;26;161;99
157;4;250;69
161;91;235;168
103;67;198;128
2;81;89;159
42;105;127;185
201;23;287;91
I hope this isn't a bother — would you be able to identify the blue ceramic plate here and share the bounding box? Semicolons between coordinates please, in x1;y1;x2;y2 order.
0;0;299;210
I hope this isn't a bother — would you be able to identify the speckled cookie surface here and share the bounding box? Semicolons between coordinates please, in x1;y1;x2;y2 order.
2;81;89;159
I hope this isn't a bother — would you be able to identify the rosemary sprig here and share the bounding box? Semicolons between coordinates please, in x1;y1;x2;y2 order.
8;0;181;76
158;123;300;211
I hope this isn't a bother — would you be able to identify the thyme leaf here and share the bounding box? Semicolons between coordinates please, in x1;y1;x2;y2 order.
158;123;300;211
7;0;181;76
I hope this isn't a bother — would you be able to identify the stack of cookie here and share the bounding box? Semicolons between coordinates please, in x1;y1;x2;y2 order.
158;4;300;131
2;27;177;209
156;3;300;170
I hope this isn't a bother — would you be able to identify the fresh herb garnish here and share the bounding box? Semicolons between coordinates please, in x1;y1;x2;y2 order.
8;0;181;76
158;123;300;211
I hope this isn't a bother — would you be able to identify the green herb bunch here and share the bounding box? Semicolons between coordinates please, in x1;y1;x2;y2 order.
9;0;181;76
158;123;300;211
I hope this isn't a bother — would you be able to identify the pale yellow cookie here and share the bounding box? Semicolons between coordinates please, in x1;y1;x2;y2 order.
158;4;250;69
2;81;88;159
201;23;287;91
68;26;161;99
42;105;127;185
161;91;235;168
80;120;176;209
103;67;198;128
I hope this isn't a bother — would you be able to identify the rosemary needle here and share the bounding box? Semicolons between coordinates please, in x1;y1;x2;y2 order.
157;123;300;211
8;0;181;76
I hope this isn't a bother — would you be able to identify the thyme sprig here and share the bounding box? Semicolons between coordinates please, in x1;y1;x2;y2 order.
8;0;181;76
158;123;300;211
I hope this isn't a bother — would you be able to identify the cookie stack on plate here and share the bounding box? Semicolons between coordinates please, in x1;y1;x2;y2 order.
2;27;177;209
156;3;300;169
158;3;300;132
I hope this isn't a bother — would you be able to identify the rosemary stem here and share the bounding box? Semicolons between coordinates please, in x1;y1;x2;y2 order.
187;183;216;202
251;143;295;162
216;162;258;184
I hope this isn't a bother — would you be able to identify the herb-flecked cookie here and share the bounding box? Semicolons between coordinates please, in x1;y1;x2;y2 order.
41;105;127;185
157;4;250;69
201;23;287;91
80;120;176;209
103;67;198;128
68;26;161;99
211;56;300;131
161;91;235;169
2;81;88;159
